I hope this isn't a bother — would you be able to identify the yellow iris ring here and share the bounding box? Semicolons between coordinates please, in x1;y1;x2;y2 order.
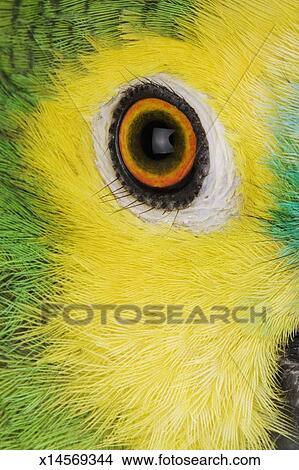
118;97;197;188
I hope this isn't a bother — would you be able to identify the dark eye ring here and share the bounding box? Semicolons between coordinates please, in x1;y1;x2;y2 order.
108;83;210;211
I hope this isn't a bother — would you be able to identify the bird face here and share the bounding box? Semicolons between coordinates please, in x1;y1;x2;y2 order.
1;0;298;450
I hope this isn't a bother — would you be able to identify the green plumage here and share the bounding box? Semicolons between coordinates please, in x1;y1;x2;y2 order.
269;83;299;268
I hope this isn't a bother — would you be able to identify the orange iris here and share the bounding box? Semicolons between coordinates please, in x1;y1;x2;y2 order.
118;98;197;188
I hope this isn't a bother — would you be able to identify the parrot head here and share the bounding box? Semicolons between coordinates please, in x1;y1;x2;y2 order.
0;0;298;450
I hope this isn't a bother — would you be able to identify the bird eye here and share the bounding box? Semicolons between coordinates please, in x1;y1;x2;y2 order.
93;74;239;232
108;84;209;210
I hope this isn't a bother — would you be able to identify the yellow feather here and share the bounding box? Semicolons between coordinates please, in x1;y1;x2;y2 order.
21;0;298;449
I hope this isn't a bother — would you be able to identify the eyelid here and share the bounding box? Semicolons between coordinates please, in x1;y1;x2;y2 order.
93;73;239;234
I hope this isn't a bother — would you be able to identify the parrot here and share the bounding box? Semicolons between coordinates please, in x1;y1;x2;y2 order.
0;0;298;450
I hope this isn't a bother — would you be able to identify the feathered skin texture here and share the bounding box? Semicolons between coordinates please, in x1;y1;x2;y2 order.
0;0;298;450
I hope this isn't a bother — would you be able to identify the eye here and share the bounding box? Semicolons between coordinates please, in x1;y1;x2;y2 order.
93;74;239;232
108;84;209;210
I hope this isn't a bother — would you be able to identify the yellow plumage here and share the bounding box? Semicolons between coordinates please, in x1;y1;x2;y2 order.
19;0;298;449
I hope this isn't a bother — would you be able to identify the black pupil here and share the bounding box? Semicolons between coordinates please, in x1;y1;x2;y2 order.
140;120;176;160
